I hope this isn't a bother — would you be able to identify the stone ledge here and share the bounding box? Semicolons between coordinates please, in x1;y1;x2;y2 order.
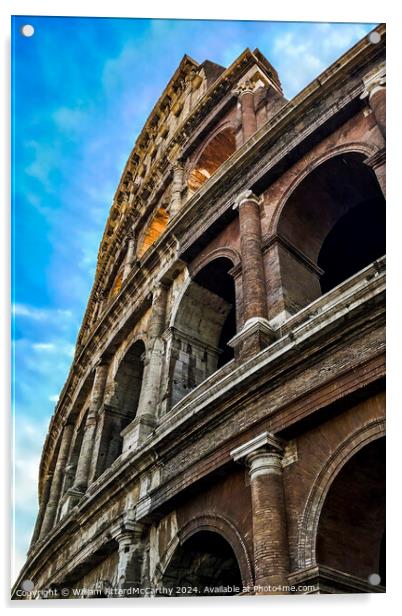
288;564;385;594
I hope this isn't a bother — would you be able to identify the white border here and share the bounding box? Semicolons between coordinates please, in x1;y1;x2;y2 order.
1;1;400;614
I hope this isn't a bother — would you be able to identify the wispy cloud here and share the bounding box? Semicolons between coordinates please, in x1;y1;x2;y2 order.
13;304;73;322
271;23;373;97
52;106;89;132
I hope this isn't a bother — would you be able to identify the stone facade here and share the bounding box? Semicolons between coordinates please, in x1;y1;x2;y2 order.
13;25;386;599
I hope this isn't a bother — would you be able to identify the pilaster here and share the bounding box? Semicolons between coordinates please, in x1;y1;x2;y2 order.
231;432;290;593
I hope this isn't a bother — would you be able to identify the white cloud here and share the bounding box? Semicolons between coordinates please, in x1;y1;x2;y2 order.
31;342;75;357
102;42;139;93
12;416;49;581
52;106;88;132
49;394;59;403
12;304;73;321
271;23;373;98
32;342;55;351
24;140;61;192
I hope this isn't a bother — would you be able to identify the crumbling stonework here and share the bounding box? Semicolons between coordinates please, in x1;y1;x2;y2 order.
13;24;385;599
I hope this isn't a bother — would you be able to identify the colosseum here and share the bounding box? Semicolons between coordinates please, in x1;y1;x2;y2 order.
13;23;386;598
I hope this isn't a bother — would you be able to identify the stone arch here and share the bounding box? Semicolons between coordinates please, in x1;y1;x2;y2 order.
188;247;241;279
102;247;127;303
187;124;237;193
137;207;169;258
94;339;146;473
167;256;237;407
269;142;380;235
154;513;252;593
297;417;385;570
265;145;385;321
113;333;147;377
107;339;146;417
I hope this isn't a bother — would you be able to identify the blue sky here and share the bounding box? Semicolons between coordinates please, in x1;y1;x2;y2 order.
11;15;376;579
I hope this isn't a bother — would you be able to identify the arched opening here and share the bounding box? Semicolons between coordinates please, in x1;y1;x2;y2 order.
112;340;145;417
109;267;123;300
169;257;236;406
275;152;385;316
188;127;236;194
96;340;145;473
138;207;169;258
316;437;385;587
160;531;243;596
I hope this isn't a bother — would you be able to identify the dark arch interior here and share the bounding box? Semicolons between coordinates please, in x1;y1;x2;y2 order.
96;340;145;475
316;437;385;586
170;257;236;406
160;531;242;596
193;257;236;368
277;152;386;312
318;197;385;293
115;340;146;416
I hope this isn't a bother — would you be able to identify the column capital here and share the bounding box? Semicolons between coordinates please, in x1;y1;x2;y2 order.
172;158;184;172
151;279;169;300
233;79;255;98
230;431;284;463
126;228;136;242
364;147;386;170
94;355;111;369
113;521;146;546
360;64;386;100
233;189;263;210
95;288;107;302
60;417;74;430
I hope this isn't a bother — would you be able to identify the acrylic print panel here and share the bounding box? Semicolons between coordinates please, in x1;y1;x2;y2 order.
11;15;386;599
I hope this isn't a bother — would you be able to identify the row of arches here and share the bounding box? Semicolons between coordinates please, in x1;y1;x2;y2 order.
106;146;385;321
156;435;385;594
62;147;385;506
102;125;238;288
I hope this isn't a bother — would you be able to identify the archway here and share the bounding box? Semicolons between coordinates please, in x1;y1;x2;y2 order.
169;257;236;406
112;340;145;417
316;437;385;587
160;531;243;596
274;152;385;316
188;127;236;193
138;207;169;258
109;267;123;300
96;340;145;473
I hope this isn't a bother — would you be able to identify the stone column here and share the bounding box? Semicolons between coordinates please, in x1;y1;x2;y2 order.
72;361;109;493
169;160;184;216
122;283;168;451
97;290;106;318
115;524;146;590
230;190;274;357
38;422;74;539
361;65;386;139
231;432;289;593
235;81;257;144
122;232;136;281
